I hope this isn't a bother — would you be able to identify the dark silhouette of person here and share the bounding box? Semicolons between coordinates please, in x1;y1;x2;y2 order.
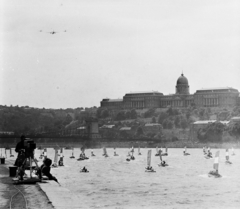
14;135;26;166
37;158;58;182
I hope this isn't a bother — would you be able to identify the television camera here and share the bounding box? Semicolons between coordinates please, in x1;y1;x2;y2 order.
23;138;36;158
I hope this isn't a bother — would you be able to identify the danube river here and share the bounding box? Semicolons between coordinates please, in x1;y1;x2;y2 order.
31;148;240;208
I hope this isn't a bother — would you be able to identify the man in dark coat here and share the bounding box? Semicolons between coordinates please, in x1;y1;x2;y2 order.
14;135;26;166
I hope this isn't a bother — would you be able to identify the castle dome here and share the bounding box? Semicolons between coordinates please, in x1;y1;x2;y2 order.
177;73;188;85
175;73;190;94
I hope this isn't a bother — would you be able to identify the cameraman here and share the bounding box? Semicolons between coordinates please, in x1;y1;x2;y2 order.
14;135;26;166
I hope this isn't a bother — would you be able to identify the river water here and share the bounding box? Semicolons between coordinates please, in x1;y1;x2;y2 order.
32;148;240;208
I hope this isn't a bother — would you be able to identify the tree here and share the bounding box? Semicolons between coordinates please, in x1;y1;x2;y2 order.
228;122;240;140
136;126;144;136
180;117;188;130
197;122;225;142
130;109;137;119
144;108;155;118
101;109;109;118
152;116;156;123
158;112;168;124
115;111;126;121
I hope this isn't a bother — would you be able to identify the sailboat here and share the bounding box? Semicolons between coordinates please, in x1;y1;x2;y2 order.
208;151;221;178
225;149;232;164
52;148;58;168
114;148;118;156
70;147;75;159
155;147;159;156
44;148;47;159
10;148;14;157
130;148;135;160
91;149;96;157
78;147;89;160
138;147;142;155
145;150;155;172
58;148;64;166
232;147;235;156
161;147;168;156
158;150;168;167
103;147;108;157
183;147;190;156
39;148;44;159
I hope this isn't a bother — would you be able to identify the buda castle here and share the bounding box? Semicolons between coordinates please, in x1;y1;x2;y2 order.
100;74;240;109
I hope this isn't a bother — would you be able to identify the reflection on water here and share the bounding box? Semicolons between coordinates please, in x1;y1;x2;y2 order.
34;148;240;209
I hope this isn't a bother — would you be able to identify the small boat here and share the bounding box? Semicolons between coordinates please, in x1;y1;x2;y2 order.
158;150;168;167
91;150;96;157
145;150;155;172
225;149;232;164
138;147;142;155
183;147;190;156
52;149;58;168
161;147;168;156
70;147;75;159
80;167;89;173
155;147;159;156
102;147;108;157
208;151;221;178
113;148;118;156
10;148;14;157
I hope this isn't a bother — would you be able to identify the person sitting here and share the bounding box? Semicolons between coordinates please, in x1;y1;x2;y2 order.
146;166;154;171
81;166;88;172
37;158;58;183
207;150;212;158
208;169;221;177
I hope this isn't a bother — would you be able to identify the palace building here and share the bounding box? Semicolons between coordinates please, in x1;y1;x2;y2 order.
100;74;240;109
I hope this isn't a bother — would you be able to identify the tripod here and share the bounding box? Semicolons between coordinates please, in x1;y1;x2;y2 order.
17;154;40;180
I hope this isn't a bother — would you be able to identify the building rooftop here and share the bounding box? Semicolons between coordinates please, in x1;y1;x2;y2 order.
119;127;131;131
193;120;216;124
196;87;238;92
125;91;163;96
108;99;123;102
100;124;115;129
145;123;162;127
193;120;230;125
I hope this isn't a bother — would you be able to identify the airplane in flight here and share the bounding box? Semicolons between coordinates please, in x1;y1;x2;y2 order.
40;30;67;34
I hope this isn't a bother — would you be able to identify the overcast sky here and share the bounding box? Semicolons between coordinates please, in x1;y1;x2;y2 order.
1;0;240;109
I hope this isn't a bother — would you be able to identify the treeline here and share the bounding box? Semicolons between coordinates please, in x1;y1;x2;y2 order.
197;121;240;143
0;105;97;135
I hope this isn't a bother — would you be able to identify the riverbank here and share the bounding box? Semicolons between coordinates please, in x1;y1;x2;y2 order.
0;159;54;209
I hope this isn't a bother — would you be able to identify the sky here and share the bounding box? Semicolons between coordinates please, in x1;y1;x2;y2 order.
1;0;240;109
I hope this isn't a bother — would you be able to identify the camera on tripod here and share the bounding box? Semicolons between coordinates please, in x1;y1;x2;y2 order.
23;138;36;158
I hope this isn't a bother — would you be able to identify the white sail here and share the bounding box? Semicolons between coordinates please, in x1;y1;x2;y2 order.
156;147;158;154
54;148;58;164
226;149;229;160
159;150;162;162
147;150;152;167
44;148;47;158
213;151;220;170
